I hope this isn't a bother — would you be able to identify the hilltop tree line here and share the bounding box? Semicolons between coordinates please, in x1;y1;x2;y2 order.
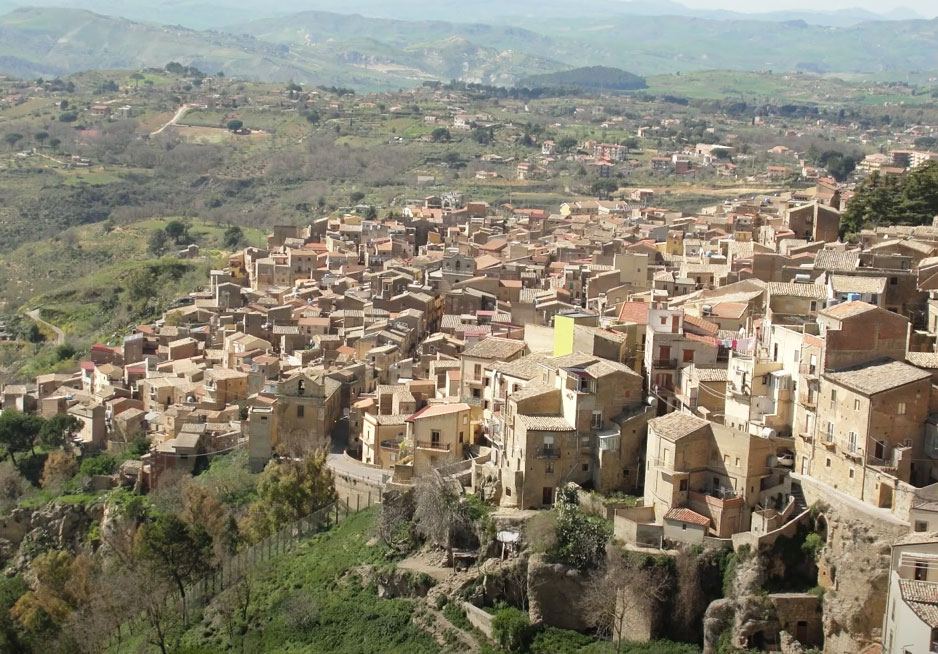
842;161;938;234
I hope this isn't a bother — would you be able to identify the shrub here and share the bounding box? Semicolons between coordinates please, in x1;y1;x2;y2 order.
78;454;117;477
491;607;530;651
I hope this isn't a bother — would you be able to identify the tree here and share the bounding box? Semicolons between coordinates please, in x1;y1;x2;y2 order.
226;119;244;133
10;550;91;633
34;131;48;147
131;72;145;88
0;410;44;465
164;219;189;244
591;179;619;200
48;137;61;152
40;450;78;489
550;486;611;570
135;514;213;624
413;469;472;559
557;136;578;152
584;550;671;654
39;413;82;449
58;112;78;123
223;225;244;249
430;127;451;142
148;228;170;255
180;482;237;564
4;133;22;150
239;454;335;543
349;191;365;204
305;110;320;124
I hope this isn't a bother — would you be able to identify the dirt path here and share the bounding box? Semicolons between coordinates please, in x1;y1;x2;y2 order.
25;308;65;345
150;104;190;136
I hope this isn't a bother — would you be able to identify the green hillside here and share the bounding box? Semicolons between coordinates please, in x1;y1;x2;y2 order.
519;66;647;91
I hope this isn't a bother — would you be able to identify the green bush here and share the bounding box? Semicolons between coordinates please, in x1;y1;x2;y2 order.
78;454;117;477
442;602;471;631
491;607;530;651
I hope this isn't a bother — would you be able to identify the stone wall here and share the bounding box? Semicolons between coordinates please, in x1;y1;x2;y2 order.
526;553;592;631
463;602;494;639
796;474;908;654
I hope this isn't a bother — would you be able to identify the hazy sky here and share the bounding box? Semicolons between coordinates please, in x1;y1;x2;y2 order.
677;0;938;18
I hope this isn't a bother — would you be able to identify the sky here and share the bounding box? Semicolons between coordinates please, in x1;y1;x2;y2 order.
676;0;938;18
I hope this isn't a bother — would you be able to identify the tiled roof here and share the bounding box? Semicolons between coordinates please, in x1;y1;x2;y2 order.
492;354;551;380
830;275;887;295
692;366;728;382
907;352;938;370
463;337;526;360
618;301;650;325
899;579;938;627
664;507;711;527
819;300;878;320
516;414;575;431
511;383;557;402
649;412;710;441
371;414;408;426
766;282;827;300
825;358;932;395
814;249;859;272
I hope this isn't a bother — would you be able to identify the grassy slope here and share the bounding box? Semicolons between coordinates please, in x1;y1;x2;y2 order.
168;508;441;654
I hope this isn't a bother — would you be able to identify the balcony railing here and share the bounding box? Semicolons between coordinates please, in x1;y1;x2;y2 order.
415;440;450;452
652;358;678;369
536;446;560;459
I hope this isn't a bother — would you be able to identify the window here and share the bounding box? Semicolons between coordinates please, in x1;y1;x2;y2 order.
723;454;730;464
825;458;831;468
682;523;687;531
898;402;907;415
679;479;688;491
545;462;554;474
683;349;694;363
296;405;304;418
582;463;589;472
810;301;817;312
829;389;836;409
431;430;441;446
473;364;482;380
854;399;860;411
826;422;834;442
890;277;898;285
849;469;855;479
591;411;603;429
735;457;741;468
848;431;858;453
915;521;929;532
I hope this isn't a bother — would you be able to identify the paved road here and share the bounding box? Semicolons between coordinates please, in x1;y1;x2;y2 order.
326;452;388;484
150;104;190;136
25;309;65;345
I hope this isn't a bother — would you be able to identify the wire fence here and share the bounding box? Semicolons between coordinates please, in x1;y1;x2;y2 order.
108;493;381;649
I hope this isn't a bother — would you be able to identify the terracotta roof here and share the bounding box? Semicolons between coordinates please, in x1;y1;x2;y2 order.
683;314;719;336
407;402;470;421
814;249;859;272
819;300;878;320
649;412;710;441
899;579;938;627
664;507;711;527
907;352;938;370
830;275;887;295
463;337;526;360
825;358;932;395
618;301;650;325
516;414;575;431
766;282;827;300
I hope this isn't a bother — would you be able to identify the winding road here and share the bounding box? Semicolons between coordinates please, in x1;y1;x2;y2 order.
150;104;191;137
25;308;65;345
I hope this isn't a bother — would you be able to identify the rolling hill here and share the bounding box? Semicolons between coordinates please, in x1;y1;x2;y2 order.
518;66;647;91
1;6;938;88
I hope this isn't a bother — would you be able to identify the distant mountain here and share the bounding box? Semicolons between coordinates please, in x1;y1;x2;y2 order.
518;66;646;91
0;7;563;87
1;6;938;87
0;0;928;30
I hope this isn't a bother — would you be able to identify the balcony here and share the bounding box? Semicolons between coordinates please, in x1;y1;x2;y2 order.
799;363;819;379
536;446;560;459
800;395;817;409
652;358;678;369
415;440;450;452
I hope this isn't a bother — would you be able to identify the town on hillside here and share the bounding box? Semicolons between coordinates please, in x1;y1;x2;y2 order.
5;165;938;651
4;63;938;654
